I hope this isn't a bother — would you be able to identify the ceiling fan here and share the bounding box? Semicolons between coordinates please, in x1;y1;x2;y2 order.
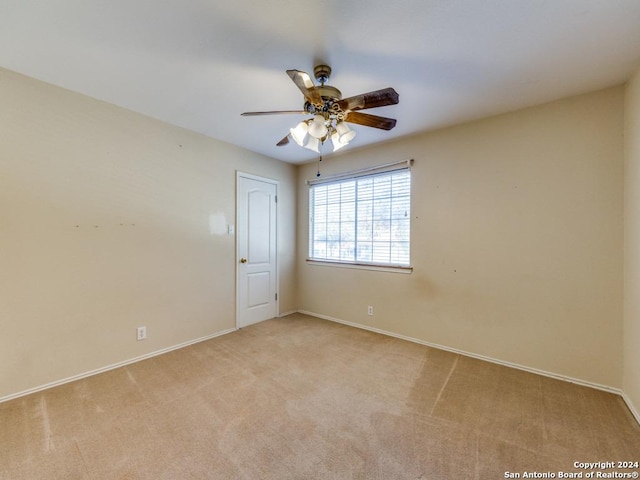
241;65;399;153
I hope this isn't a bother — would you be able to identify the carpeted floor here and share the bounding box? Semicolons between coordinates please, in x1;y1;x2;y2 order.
1;313;639;479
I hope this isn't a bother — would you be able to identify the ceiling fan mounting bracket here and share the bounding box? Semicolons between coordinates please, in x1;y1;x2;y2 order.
313;64;332;85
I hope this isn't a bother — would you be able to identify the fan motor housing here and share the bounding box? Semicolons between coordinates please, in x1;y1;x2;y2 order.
314;85;342;100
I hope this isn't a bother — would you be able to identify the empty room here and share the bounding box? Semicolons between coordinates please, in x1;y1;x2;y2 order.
2;1;640;478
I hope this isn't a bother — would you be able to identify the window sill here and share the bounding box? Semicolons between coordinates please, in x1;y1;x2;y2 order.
306;259;413;274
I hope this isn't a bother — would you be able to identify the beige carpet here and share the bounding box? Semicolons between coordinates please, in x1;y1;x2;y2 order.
1;313;639;479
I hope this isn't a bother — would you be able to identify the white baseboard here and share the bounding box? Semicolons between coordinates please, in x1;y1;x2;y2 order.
278;309;298;317
298;310;624;397
0;328;237;404
621;391;640;426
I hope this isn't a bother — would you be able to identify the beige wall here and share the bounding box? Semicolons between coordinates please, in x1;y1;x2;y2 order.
624;66;640;418
0;68;297;399
297;87;624;388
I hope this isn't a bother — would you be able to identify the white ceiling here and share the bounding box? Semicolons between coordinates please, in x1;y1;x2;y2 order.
1;0;640;164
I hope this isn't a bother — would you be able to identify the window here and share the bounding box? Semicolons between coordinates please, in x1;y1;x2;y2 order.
308;161;411;268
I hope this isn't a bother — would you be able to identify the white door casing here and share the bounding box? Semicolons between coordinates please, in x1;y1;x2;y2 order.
236;173;278;328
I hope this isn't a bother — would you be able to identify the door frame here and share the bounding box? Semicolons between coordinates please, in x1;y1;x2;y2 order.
235;171;279;329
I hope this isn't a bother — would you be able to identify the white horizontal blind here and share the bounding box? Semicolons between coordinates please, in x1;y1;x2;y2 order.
309;167;411;266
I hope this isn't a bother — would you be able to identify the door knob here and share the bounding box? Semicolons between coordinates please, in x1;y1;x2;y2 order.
240;257;247;263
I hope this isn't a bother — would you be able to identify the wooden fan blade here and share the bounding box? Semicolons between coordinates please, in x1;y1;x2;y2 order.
276;135;290;146
286;69;323;105
337;87;399;112
345;111;397;130
241;110;307;116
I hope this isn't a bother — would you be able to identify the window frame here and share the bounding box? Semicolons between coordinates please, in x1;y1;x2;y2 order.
307;159;413;273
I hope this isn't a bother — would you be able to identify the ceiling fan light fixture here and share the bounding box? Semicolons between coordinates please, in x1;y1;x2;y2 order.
330;131;347;152
290;121;309;146
336;121;356;144
308;114;328;139
304;135;321;153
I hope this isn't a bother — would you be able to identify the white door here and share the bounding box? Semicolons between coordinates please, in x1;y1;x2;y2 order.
236;173;278;328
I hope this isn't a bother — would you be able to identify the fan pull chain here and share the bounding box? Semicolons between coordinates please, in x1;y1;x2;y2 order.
316;142;324;177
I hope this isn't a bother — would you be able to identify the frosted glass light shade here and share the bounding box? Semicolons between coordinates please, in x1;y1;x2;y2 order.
308;114;328;138
336;121;356;143
331;131;347;152
304;135;320;153
290;121;309;146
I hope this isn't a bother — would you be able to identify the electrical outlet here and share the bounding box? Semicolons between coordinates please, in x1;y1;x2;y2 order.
136;326;147;341
367;306;374;316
